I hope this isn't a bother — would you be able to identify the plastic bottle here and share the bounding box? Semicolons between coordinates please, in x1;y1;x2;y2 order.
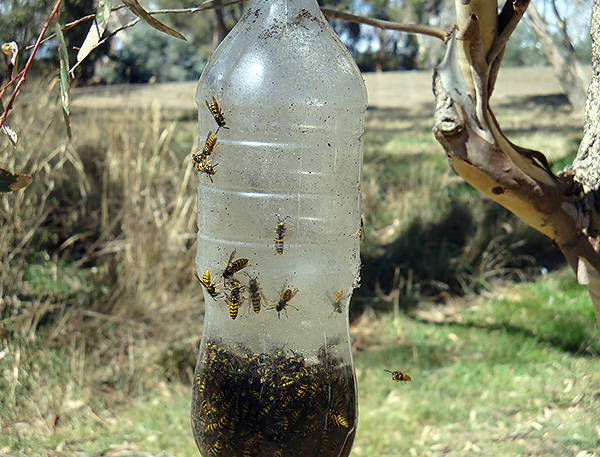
190;0;367;455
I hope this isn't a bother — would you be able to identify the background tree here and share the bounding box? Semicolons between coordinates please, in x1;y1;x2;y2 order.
524;0;590;113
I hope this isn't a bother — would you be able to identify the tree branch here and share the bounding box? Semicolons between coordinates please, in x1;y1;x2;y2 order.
321;8;449;43
0;0;63;130
433;1;600;329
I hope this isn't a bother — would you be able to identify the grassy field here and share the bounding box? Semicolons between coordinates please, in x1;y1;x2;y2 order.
1;68;599;457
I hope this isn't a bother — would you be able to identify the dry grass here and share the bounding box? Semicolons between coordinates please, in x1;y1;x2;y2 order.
0;67;593;456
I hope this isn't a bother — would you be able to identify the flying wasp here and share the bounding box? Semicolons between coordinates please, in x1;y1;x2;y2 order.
244;273;266;314
206;94;233;131
222;249;249;283
270;286;298;318
384;369;412;384
225;279;245;320
195;268;221;300
267;215;293;255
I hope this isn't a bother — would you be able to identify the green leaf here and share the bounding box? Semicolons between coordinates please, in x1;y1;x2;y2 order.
122;0;187;41
0;168;32;192
56;19;72;139
76;0;112;67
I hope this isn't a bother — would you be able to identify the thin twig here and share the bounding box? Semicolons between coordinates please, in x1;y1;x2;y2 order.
0;0;63;130
29;0;245;50
321;8;449;43
26;4;128;50
0;69;26;100
487;0;530;67
69;17;141;75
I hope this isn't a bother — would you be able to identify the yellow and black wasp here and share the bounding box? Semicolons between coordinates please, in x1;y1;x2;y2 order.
384;369;412;384
225;279;245;320
221;249;249;283
267;215;293;255
244;273;266;314
328;409;349;428
270;286;298;318
195;159;218;183
206;94;233;131
358;215;366;244
207;438;222;456
195;268;221;300
194;131;220;163
329;288;345;317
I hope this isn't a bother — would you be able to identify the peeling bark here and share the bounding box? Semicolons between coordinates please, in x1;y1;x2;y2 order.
433;0;600;329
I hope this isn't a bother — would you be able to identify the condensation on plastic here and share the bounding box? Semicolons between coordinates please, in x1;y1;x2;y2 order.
192;0;367;454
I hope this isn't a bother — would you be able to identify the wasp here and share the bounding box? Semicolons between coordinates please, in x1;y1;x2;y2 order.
206;94;232;131
195;159;218;183
357;215;366;244
195;268;221;300
244;273;266;314
225;279;245;320
207;438;222;456
384;369;412;384
267;215;293;255
222;249;250;283
329;288;345;317
280;375;296;388
328;409;350;428
195;131;221;162
270;287;298;318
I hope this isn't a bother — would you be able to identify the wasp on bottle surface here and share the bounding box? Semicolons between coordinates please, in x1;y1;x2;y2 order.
195;268;221;300
328;288;345;317
195;159;218;183
357;215;366;244
244;273;266;314
384;369;412;384
270;286;298;318
267;215;293;255
221;249;250;284
225;279;245;320
195;131;221;161
206;94;233;131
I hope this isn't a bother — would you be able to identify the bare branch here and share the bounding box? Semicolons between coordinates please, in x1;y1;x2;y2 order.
29;1;245;51
70;17;140;75
321;8;449;43
488;0;530;68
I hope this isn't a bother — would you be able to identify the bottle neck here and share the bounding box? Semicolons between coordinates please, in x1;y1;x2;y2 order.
245;0;324;23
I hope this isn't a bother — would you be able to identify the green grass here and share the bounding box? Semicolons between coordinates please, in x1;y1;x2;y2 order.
3;269;600;457
352;268;600;456
1;73;598;457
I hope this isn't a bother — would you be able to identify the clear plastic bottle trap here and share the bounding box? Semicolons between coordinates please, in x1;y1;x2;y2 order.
190;0;367;455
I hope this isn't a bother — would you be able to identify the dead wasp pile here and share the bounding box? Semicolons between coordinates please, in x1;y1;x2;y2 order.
191;340;356;457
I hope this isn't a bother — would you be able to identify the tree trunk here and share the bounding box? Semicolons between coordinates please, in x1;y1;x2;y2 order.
524;2;587;114
212;0;228;44
432;0;600;329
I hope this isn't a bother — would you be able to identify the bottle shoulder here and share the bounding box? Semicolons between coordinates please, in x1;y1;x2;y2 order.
197;2;367;108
